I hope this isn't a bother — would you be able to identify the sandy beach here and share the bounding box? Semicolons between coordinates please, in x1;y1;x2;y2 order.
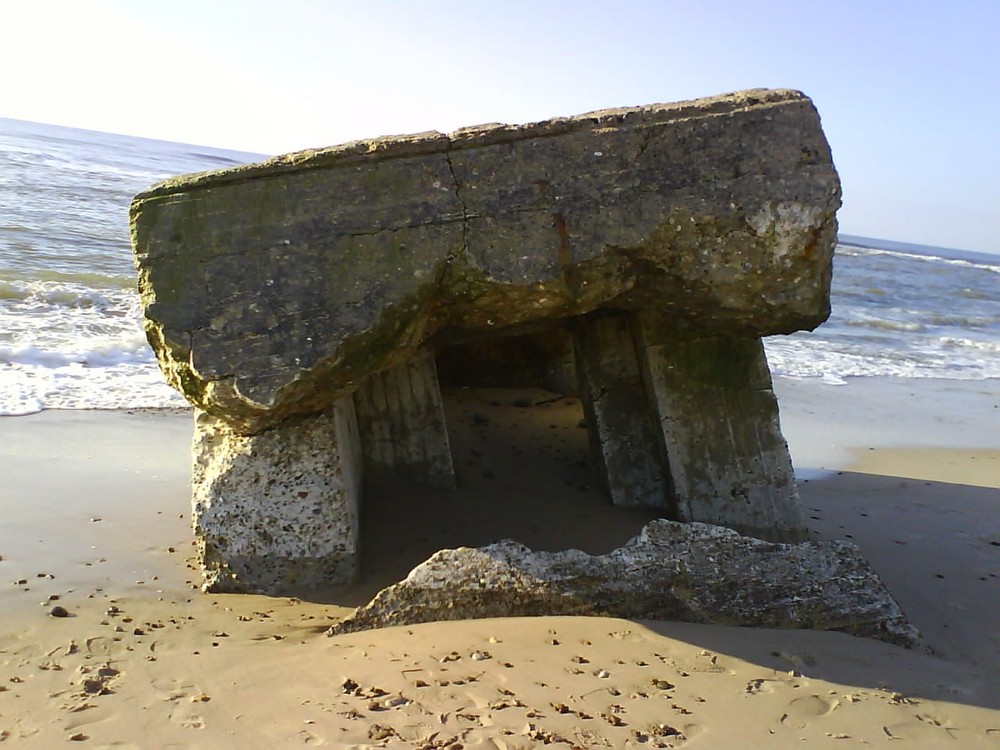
1;377;998;748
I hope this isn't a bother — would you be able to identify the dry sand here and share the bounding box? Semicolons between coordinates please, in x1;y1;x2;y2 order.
1;377;998;748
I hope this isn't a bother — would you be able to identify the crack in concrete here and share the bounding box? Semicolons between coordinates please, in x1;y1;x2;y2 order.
634;127;656;163
443;150;470;259
552;212;572;269
340;218;466;239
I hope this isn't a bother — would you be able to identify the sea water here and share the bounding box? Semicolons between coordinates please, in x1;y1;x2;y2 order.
0;118;264;414
1;118;998;415
765;239;1000;385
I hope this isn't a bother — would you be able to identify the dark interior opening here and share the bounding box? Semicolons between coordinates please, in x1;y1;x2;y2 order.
356;325;662;593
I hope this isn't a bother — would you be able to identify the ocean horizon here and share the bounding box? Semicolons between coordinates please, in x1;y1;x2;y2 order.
1;117;998;415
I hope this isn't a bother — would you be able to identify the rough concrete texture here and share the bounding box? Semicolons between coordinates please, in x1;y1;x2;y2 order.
328;520;920;648
131;88;840;434
574;313;671;508
353;349;456;490
637;325;802;538
191;399;363;593
133;89;844;594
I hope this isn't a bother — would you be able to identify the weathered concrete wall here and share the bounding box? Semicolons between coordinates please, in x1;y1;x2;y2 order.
131;88;840;435
353;349;456;490
191;398;363;593
573;313;672;508
570;311;802;537
636;323;802;539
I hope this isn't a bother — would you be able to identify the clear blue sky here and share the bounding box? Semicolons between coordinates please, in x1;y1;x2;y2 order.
3;0;997;254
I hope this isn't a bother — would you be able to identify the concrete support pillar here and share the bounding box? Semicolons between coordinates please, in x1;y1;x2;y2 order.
191;397;363;594
573;311;805;541
572;313;672;509
634;314;805;540
353;348;456;490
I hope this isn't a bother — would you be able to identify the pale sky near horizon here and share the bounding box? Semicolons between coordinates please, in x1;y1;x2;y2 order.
2;0;997;255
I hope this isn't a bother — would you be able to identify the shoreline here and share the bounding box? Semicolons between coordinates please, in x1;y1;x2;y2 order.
1;377;999;745
773;375;1000;475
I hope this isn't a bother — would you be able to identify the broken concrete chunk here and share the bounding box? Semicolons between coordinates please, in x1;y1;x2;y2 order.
328;520;920;648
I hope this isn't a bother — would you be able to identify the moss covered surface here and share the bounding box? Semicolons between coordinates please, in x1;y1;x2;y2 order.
130;88;840;433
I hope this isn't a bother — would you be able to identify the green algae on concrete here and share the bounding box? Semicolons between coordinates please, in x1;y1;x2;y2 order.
130;88;840;435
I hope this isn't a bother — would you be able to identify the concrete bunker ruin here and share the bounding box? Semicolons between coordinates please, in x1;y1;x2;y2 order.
130;88;842;595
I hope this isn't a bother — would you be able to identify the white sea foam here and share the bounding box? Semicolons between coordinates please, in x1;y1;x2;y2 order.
0;362;187;415
938;336;1000;354
844;315;925;333
764;333;1000;383
0;277;175;414
839;245;1000;274
0;338;154;369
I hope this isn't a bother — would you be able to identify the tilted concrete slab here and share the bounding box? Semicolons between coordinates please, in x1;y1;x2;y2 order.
131;88;839;435
131;88;841;593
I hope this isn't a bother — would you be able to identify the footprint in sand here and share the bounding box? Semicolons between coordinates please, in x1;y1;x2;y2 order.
83;636;117;658
166;699;207;729
297;728;322;744
171;710;206;729
780;694;839;728
788;694;838;717
152;677;208;728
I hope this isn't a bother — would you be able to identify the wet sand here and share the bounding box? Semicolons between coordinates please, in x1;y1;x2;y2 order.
1;377;999;747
